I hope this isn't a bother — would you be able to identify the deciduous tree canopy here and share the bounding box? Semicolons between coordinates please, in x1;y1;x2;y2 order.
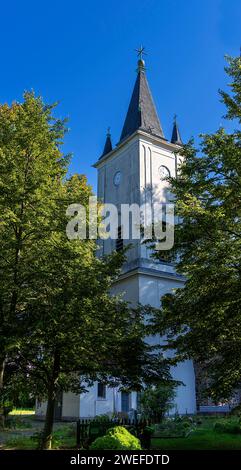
152;55;241;402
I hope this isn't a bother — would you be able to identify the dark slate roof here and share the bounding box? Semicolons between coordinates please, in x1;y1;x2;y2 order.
120;61;164;142
100;132;113;158
171;119;183;145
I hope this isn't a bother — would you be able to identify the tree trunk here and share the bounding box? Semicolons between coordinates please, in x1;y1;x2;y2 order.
40;386;56;450
40;351;60;450
0;358;6;428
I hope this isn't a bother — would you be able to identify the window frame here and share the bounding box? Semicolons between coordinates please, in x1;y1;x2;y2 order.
97;382;106;400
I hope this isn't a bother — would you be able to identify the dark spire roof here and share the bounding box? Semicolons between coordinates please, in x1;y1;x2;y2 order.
171;116;183;145
100;128;112;158
120;59;164;142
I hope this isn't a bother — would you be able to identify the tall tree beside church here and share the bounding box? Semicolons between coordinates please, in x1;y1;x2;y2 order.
0;93;68;424
152;54;241;402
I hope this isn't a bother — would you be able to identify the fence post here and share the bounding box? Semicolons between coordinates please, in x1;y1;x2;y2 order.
76;419;81;448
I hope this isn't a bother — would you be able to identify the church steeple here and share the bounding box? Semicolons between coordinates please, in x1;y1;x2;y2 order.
120;48;164;142
171;115;182;145
101;128;112;158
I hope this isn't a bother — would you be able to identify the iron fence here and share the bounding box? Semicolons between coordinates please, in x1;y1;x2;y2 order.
76;417;152;449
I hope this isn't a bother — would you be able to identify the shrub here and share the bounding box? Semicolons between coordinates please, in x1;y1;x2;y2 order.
153;418;194;438
140;384;176;422
54;424;76;438
230;404;241;417
5;416;33;429
174;416;193;427
5;436;36;449
138;425;154;450
90;426;141;450
94;414;110;422
31;426;76;449
214;421;241;434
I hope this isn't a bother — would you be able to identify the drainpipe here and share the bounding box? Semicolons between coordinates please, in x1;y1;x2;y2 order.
113;389;116;415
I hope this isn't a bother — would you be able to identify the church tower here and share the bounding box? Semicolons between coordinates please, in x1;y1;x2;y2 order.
92;53;196;415
35;53;196;421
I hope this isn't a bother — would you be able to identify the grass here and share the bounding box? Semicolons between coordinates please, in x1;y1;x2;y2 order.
9;408;35;416
151;417;241;450
152;431;241;450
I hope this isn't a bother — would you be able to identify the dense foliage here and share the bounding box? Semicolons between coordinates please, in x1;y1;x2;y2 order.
140;384;176;422
153;55;241;402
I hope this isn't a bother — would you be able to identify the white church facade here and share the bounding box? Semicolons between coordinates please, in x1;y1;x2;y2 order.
36;55;197;420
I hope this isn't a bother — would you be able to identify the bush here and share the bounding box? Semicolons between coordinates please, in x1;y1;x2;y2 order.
138;425;154;450
174;415;193;427
230;404;241;417
54;424;76;438
140;384;176;422
31;426;76;449
153;418;195;438
214;421;241;434
94;414;110;422
5;416;33;429
90;426;141;450
5;436;36;449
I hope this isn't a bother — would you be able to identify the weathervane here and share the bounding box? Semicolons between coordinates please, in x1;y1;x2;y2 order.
135;45;147;61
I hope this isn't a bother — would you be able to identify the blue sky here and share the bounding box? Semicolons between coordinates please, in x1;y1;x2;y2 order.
0;0;240;191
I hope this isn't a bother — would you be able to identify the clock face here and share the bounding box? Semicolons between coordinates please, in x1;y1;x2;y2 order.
159;165;170;180
113;171;121;187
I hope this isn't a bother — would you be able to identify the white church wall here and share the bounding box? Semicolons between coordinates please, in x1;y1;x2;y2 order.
97;136;140;263
79;382;115;418
138;273;183;306
62;392;79;419
35;399;47;418
111;271;196;415
138;138;176;262
138;273;196;414
79;387;95;417
95;387;115;416
78;275;140;419
170;361;196;415
111;274;139;304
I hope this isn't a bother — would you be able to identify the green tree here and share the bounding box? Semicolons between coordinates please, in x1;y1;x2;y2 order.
140;384;176;422
152;54;241;402
0;92;68;424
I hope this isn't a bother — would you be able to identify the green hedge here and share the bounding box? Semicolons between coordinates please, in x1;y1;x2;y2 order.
214;421;241;434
